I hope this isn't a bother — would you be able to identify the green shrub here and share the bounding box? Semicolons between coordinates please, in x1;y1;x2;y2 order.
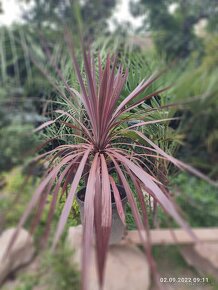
147;173;218;229
0;122;39;171
200;35;218;72
7;246;80;290
0;167;37;231
42;246;80;290
0;167;80;238
171;173;218;227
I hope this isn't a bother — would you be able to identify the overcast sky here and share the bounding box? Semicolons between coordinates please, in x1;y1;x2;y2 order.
108;0;145;31
0;0;144;30
0;0;24;25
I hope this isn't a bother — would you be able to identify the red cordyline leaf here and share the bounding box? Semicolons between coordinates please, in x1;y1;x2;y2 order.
133;130;218;186
107;154;163;289
41;149;82;179
83;49;98;125
42;160;81;244
94;164;103;286
109;147;162;185
125;170;161;284
109;176;125;224
34;120;56;132
113;71;164;117
82;153;99;290
121;85;172;115
94;154;112;287
52;146;92;249
64;30;96;130
6;152;77;256
59;155;83;200
126;168;149;230
125;117;180;130
55;109;94;141
107;149;195;239
100;155;112;227
60;121;85;134
32;159;74;244
30;181;53;236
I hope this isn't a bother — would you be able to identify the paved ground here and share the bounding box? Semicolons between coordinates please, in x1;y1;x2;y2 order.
2;245;218;290
150;245;217;290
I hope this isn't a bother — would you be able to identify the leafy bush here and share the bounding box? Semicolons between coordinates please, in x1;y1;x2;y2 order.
0;167;38;234
0;122;39;171
0;167;79;238
42;246;80;290
145;172;218;229
171;173;218;227
200;35;218;72
171;55;218;178
3;246;80;290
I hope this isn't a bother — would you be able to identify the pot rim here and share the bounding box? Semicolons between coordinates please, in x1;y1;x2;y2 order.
76;185;127;206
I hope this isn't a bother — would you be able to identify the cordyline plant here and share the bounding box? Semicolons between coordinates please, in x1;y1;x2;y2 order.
9;34;217;290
